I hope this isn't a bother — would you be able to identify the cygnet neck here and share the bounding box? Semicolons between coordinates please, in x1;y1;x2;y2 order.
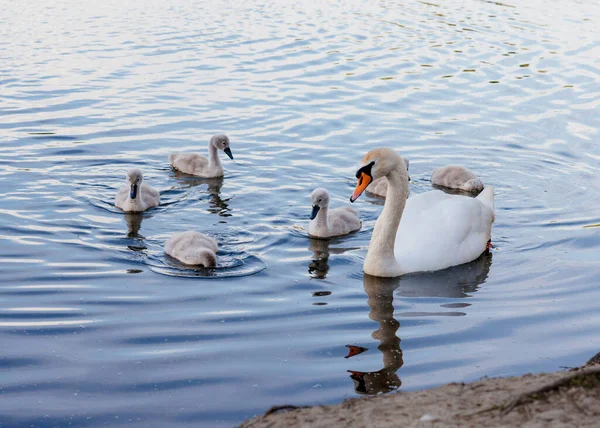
208;140;222;168
314;204;329;233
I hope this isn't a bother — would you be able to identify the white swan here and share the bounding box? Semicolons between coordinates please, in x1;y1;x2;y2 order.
431;165;483;193
164;231;218;267
114;168;160;212
350;148;494;277
308;188;361;238
366;158;410;198
169;134;233;178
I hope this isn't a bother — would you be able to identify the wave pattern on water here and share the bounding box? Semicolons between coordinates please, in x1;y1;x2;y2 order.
1;0;600;426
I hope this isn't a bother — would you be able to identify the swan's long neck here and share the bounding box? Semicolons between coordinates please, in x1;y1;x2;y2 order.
364;169;408;277
208;142;221;168
365;277;402;374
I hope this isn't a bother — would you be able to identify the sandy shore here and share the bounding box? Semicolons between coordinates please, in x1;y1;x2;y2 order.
241;354;600;428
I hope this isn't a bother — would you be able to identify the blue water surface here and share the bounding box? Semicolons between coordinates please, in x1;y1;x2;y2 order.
1;0;600;426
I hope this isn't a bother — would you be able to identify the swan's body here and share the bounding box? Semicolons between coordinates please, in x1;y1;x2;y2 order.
351;148;494;277
308;188;361;238
431;165;483;193
164;231;218;267
169;134;233;178
366;158;410;198
115;168;160;212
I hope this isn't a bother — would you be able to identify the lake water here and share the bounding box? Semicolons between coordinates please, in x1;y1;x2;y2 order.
2;0;600;426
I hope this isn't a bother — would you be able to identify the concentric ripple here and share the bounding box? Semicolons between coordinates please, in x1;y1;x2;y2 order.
145;232;267;278
149;253;267;278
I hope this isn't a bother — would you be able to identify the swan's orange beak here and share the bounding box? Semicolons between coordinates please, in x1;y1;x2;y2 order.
350;172;372;203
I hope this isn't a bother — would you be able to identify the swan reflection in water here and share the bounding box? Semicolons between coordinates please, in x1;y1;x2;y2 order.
349;274;403;394
123;212;146;238
348;251;493;395
122;213;151;254
308;237;360;279
172;171;231;217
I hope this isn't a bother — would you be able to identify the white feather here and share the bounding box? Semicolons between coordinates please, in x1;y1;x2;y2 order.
356;148;494;277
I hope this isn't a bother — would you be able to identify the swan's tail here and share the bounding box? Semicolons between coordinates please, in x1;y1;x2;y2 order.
477;185;495;219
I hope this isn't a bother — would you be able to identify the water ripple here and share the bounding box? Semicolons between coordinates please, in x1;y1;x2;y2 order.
1;0;600;426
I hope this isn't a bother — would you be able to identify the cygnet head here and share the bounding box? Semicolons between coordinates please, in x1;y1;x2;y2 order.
310;188;330;220
210;134;233;160
197;248;217;268
126;168;143;199
350;148;408;202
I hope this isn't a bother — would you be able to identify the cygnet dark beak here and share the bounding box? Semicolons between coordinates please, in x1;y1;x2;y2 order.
310;205;320;220
224;147;233;160
130;184;138;199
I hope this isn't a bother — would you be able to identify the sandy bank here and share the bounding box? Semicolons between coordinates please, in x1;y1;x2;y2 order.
241;355;600;428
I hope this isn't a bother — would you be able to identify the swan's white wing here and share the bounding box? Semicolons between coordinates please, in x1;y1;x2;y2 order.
395;190;493;274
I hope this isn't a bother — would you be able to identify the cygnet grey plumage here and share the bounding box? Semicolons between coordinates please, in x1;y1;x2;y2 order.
169;134;233;178
431;165;483;193
115;168;160;212
164;231;218;267
308;188;361;238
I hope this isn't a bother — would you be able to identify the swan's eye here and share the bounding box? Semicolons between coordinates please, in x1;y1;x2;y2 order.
356;161;375;179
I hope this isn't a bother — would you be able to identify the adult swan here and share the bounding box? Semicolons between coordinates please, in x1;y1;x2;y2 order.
350;148;494;277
